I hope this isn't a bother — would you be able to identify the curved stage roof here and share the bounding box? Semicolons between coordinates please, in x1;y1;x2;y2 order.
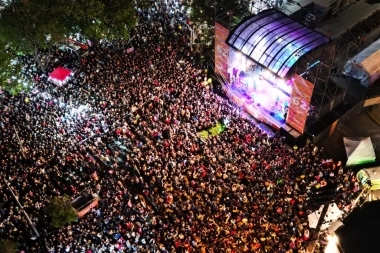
226;9;329;78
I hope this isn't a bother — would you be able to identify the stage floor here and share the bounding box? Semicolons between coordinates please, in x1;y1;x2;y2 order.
227;68;292;130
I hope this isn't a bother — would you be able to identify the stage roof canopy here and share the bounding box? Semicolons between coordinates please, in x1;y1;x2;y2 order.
226;9;329;78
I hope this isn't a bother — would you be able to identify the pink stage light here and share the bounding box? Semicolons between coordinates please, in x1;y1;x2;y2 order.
286;78;294;86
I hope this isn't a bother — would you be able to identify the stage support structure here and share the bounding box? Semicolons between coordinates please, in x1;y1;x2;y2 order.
291;24;366;138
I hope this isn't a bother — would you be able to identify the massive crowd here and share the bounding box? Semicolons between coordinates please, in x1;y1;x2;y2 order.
0;0;362;253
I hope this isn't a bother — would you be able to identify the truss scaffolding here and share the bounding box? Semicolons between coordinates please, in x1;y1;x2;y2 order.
292;23;367;133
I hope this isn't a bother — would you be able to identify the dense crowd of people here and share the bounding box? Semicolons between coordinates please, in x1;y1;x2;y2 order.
0;0;363;253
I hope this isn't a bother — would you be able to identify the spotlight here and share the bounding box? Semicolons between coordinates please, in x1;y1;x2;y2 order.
327;234;338;244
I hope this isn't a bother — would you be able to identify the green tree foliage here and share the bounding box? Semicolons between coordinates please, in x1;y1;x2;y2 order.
0;0;149;67
0;41;29;95
48;195;78;229
0;239;18;253
69;0;146;41
0;0;150;92
185;0;250;29
0;0;70;69
186;0;215;25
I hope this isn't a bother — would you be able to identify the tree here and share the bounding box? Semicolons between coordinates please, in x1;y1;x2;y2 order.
185;0;250;29
0;0;150;92
68;0;148;41
184;0;250;48
0;239;18;253
0;0;71;70
0;0;151;67
185;0;215;25
48;195;78;229
0;41;30;95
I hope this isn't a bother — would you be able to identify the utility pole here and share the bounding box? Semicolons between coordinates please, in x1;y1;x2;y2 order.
2;177;48;253
3;178;39;237
13;126;27;159
307;189;345;253
307;203;329;252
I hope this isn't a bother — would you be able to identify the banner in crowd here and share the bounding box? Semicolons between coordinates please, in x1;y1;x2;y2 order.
198;121;226;140
286;75;315;133
65;38;88;50
77;198;99;218
215;22;230;82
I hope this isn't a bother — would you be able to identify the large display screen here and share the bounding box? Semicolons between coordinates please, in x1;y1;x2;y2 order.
215;22;230;82
286;74;314;133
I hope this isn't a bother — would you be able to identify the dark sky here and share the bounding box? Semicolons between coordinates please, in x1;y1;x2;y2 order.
336;201;380;253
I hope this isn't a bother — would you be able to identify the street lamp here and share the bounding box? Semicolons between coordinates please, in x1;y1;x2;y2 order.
326;233;344;253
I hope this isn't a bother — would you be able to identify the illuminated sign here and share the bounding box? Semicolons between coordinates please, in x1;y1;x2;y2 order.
286;75;314;133
215;22;230;81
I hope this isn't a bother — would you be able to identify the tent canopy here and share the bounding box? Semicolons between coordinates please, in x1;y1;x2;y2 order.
49;67;72;82
343;39;380;86
344;137;376;166
308;203;343;231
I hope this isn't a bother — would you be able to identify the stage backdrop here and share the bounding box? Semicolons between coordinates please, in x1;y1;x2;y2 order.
286;75;315;133
214;22;230;82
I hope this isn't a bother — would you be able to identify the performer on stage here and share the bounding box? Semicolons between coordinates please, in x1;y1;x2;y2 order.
283;100;289;119
230;74;236;84
232;67;238;79
250;92;255;103
283;100;289;110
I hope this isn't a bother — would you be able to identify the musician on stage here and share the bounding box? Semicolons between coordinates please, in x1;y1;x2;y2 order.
250;92;255;103
283;100;289;119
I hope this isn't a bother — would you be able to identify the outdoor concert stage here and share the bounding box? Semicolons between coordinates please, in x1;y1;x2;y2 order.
215;8;331;136
227;67;292;130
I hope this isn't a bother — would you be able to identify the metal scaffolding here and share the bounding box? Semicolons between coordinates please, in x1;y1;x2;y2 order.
291;22;366;133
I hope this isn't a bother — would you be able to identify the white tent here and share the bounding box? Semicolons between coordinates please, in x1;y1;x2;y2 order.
344;137;376;166
308;203;343;231
343;39;380;86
